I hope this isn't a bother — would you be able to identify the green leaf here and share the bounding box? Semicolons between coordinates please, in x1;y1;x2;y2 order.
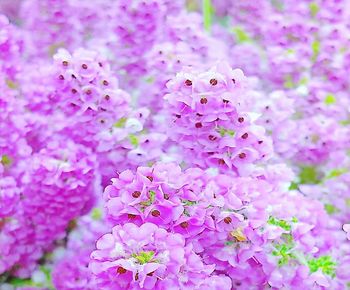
149;190;156;203
232;27;251;43
290;166;321;189
132;251;155;265
299;77;308;86
39;265;55;289
282;233;294;244
40;265;51;281
308;255;336;277
268;216;292;231
299;166;320;184
326;168;347;179
286;48;295;55
289;181;299;190
113;117;127;128
218;127;235;137
145;76;155;84
6;79;18;89
0;155;12;166
9;277;41;287
129;134;139;147
284;75;294;89
182;199;197;206
309;2;319;17
324;94;336;105
272;243;296;266
324;204;339;215
312;40;320;61
91;208;103;220
340;119;350;126
140;190;156;208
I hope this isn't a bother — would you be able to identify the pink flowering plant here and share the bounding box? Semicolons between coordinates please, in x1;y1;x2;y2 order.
1;0;350;289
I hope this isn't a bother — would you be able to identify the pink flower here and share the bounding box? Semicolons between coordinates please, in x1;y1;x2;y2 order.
90;223;214;289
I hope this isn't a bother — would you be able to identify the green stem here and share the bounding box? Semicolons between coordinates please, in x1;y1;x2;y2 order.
203;0;213;32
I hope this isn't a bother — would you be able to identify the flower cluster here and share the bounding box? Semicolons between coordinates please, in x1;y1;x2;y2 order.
19;0;108;58
164;63;272;174
98;162;350;288
1;1;350;289
51;48;130;145
90;223;222;289
0;139;96;277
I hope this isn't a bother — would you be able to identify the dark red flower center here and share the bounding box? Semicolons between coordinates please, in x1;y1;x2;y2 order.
210;78;218;85
185;79;192;86
200;98;208;104
238;153;246;159
224;217;232;224
151;210;160;217
180;221;189;228
132;191;141;198
117;267;127;274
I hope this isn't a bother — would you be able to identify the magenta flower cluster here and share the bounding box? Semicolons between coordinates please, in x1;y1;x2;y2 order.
1;0;350;289
165;62;272;174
